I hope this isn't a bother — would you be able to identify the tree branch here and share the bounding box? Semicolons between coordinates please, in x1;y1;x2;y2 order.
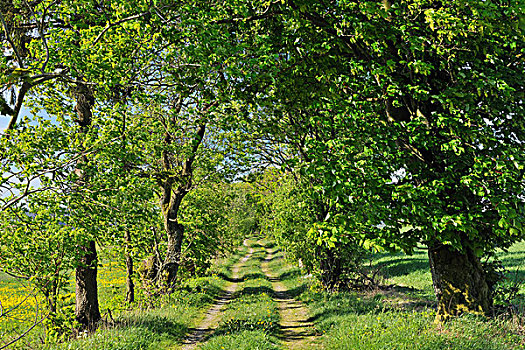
92;12;150;45
0;12;24;68
6;82;30;130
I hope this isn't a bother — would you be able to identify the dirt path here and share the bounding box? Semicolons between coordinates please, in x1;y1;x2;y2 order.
178;244;253;350
261;247;321;350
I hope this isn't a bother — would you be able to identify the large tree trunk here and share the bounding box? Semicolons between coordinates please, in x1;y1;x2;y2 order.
163;219;184;291
73;84;101;331
75;240;101;330
428;243;491;322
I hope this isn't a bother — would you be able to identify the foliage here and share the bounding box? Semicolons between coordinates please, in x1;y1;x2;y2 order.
253;170;315;268
253;169;370;290
215;0;525;316
178;181;256;278
42;294;79;344
1;0;524;344
231;0;525;254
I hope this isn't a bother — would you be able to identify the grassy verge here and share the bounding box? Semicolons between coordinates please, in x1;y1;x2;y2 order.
0;244;248;349
275;240;525;350
307;294;523;350
45;247;250;350
371;241;525;303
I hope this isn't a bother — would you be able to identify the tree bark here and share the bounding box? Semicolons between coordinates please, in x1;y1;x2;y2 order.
428;243;491;321
73;83;101;331
156;120;208;291
124;230;134;303
75;240;101;330
318;246;342;291
163;220;184;291
158;180;187;291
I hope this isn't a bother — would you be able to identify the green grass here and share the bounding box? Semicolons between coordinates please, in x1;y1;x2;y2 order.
41;249;246;350
314;307;521;350
214;293;279;336
202;238;525;350
2;239;524;349
307;292;525;349
371;241;525;304
199;330;279;350
198;240;281;350
0;243;248;349
497;241;525;301
43;305;198;350
284;240;525;350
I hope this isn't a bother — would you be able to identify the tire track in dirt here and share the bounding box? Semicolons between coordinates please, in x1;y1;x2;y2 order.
261;246;321;350
178;241;253;350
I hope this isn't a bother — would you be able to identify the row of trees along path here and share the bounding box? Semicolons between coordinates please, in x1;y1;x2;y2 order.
177;240;320;350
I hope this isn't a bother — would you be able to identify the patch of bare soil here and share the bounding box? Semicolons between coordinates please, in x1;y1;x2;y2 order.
261;249;322;350
177;245;254;350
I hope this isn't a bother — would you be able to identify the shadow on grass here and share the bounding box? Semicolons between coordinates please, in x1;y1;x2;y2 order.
210;320;279;339
262;255;282;263
261;241;277;249
502;267;525;286
253;255;270;262
238;285;275;296
377;258;429;278
383;284;430;297
182;281;224;295
308;293;386;323
282;283;308;299
242;272;267;281
247;242;267;249
268;248;281;255
497;249;525;257
499;256;525;269
114;315;189;341
277;269;301;281
216;271;244;283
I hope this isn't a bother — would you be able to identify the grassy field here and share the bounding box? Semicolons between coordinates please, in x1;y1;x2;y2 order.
0;245;248;349
290;240;525;350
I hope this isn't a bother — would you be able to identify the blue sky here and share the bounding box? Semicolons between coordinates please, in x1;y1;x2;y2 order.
0;116;8;131
0;105;38;132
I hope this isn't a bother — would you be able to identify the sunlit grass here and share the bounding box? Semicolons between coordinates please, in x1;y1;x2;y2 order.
198;330;279;350
0;242;248;349
296;240;525;350
370;240;525;303
315;307;522;350
1;238;523;349
198;240;281;350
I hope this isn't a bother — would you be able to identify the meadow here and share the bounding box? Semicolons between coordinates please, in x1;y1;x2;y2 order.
298;241;525;350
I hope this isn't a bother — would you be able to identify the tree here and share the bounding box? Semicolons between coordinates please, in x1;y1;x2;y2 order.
259;0;524;319
213;0;524;319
